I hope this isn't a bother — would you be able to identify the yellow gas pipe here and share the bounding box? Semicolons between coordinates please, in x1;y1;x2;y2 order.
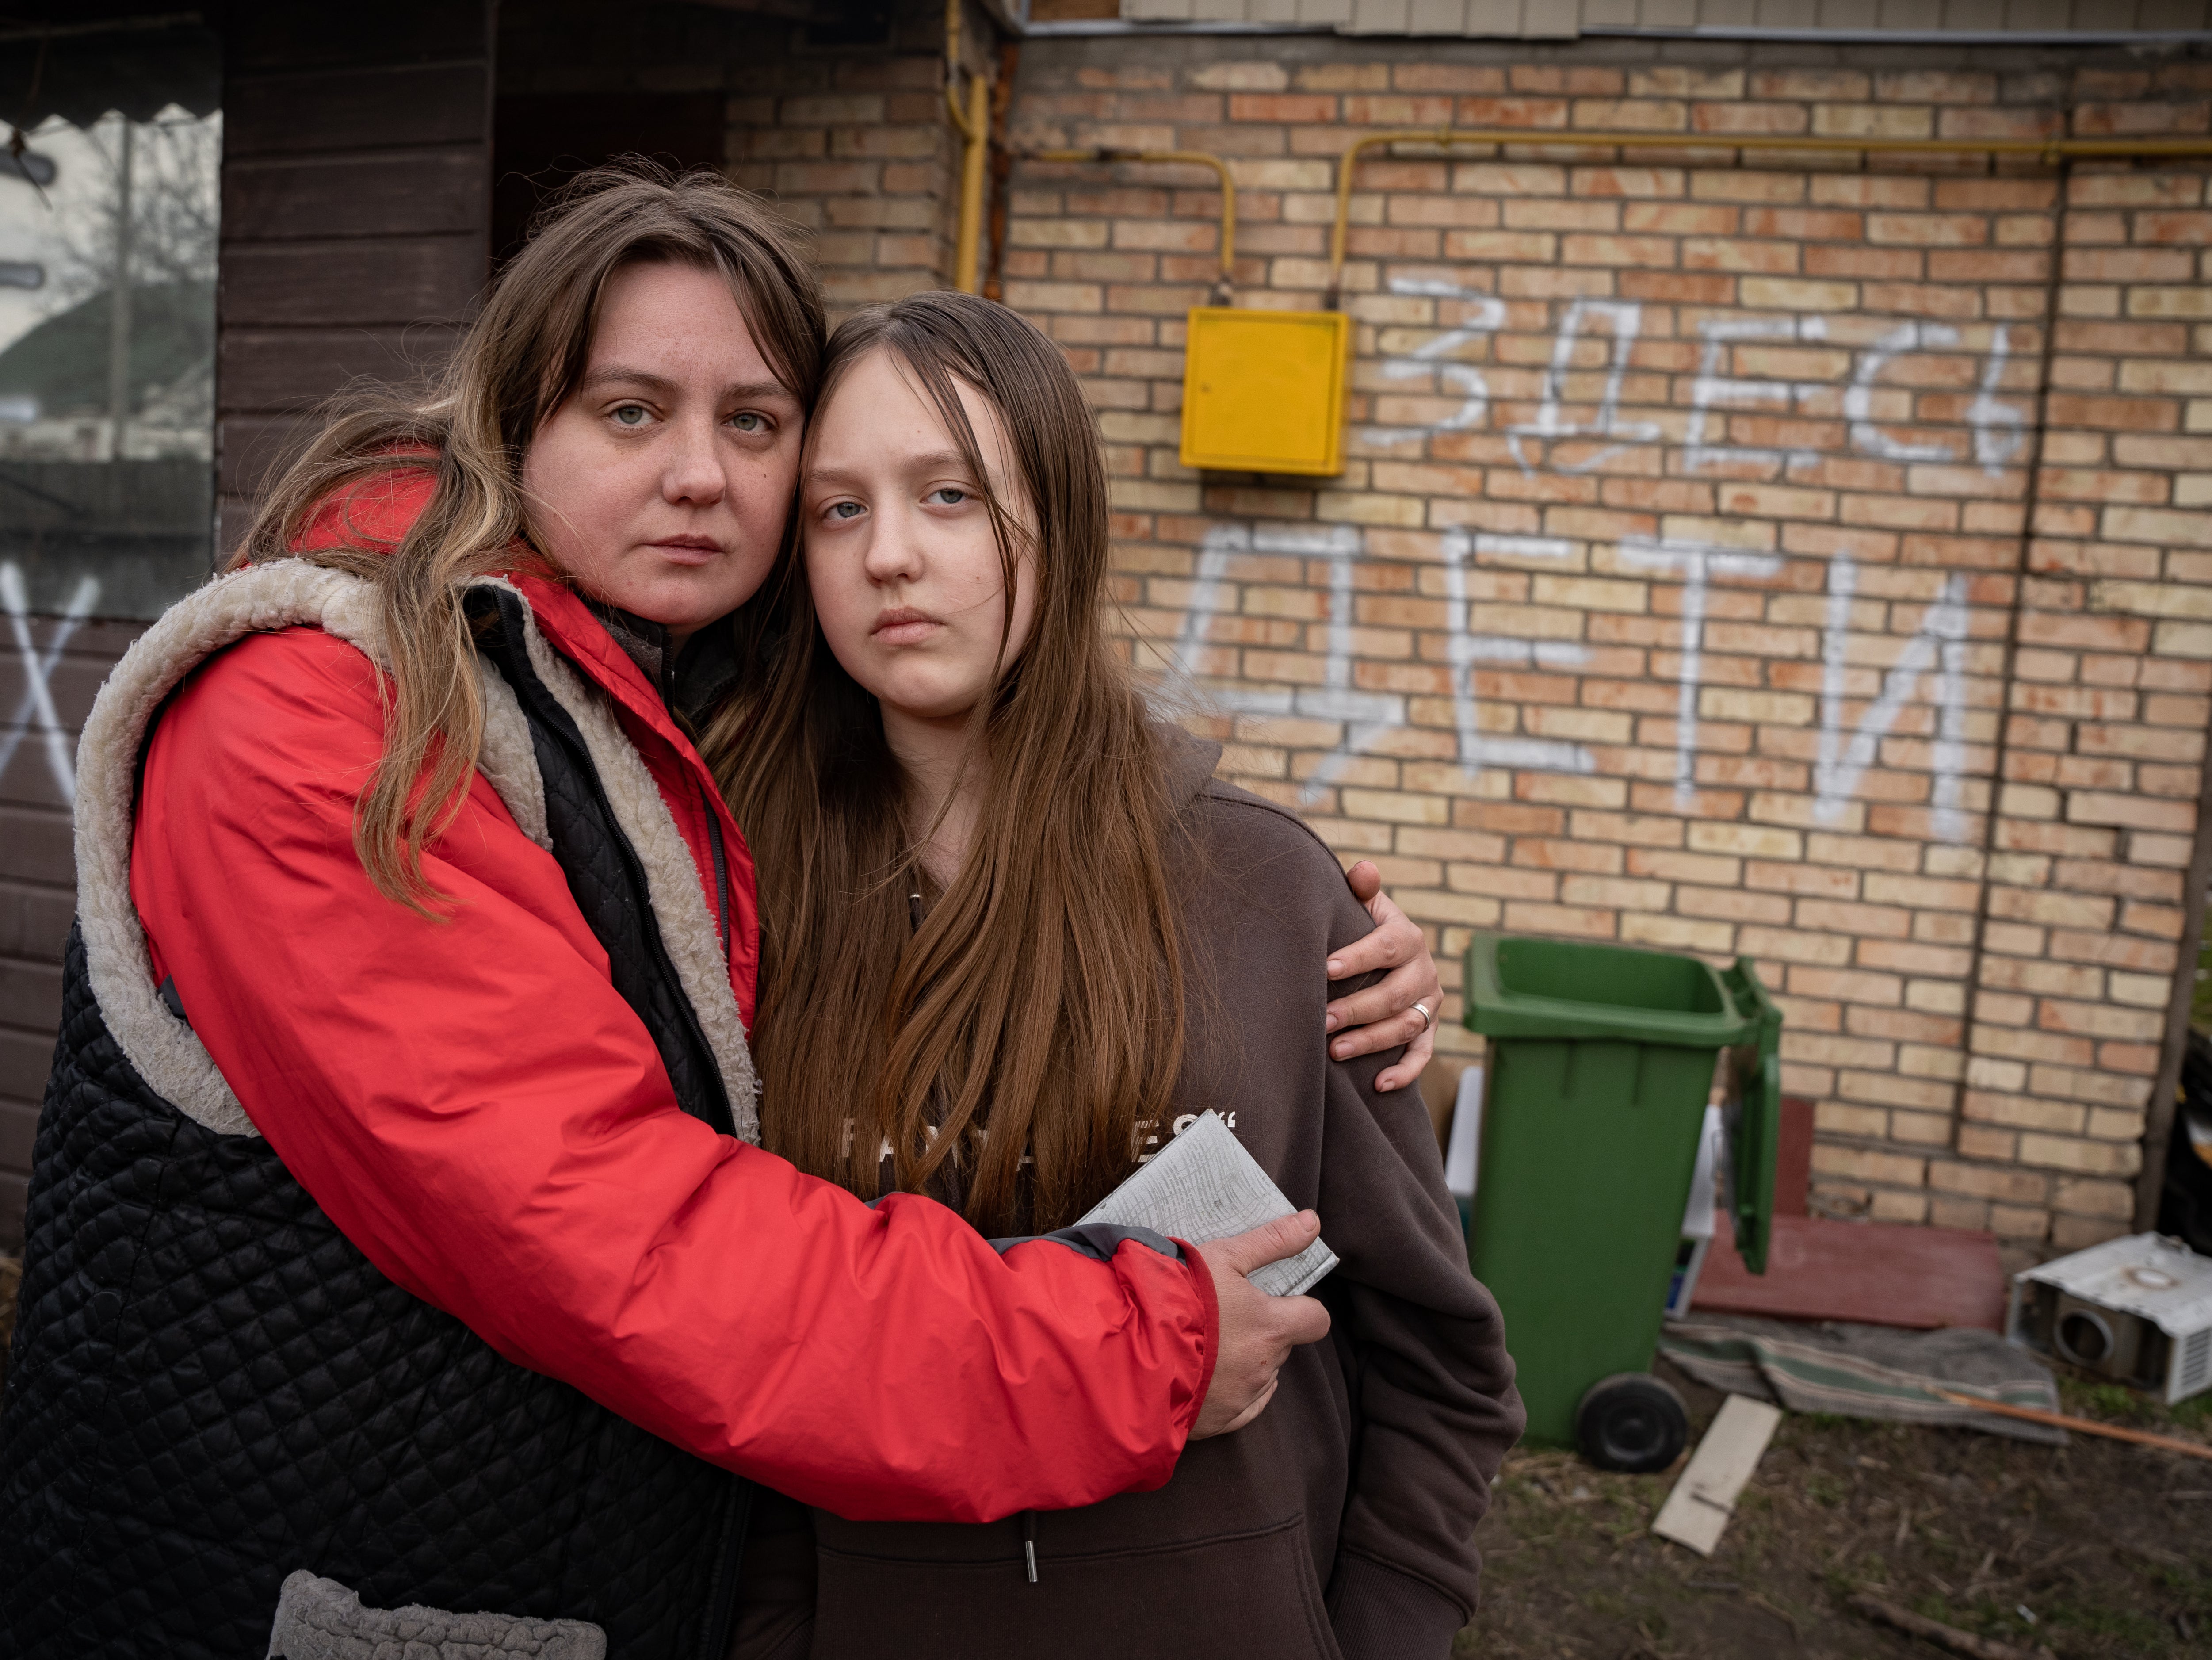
946;0;989;295
1324;126;2212;308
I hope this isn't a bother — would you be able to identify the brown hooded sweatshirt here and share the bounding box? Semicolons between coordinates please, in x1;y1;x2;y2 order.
740;727;1524;1660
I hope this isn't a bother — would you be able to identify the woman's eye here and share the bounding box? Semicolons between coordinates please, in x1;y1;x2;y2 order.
827;501;864;521
928;487;968;505
612;405;649;428
730;412;765;433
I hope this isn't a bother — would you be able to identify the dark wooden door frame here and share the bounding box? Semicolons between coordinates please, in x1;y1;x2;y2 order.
2138;747;2212;1232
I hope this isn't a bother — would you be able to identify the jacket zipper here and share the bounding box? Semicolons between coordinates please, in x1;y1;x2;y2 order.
479;594;748;1649
1022;1509;1039;1584
497;617;751;1654
563;723;734;1136
696;774;733;967
696;1480;753;1660
482;597;734;1139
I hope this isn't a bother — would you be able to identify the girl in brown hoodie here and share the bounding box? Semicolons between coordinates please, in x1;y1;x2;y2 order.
719;291;1525;1660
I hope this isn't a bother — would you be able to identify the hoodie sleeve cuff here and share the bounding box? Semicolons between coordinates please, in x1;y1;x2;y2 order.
1327;1553;1468;1660
1167;1237;1220;1437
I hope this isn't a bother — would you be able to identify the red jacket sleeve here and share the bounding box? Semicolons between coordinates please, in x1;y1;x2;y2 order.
130;627;1214;1523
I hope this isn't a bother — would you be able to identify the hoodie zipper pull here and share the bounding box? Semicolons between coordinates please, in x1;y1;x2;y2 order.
1022;1509;1039;1584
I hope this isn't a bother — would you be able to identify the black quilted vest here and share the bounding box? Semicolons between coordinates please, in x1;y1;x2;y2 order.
0;590;752;1660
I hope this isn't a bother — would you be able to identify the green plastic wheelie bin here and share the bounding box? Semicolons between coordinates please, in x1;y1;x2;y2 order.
1462;932;1780;1473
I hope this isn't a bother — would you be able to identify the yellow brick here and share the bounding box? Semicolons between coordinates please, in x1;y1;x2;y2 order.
1741;276;1859;310
1620;912;1736;953
2154;620;2212;657
1870;1188;1930;1222
1529;575;1648;612
1689;823;1804;859
2090;579;2212;619
1339;788;1450;826
2017;1134;2139;1176
1700;688;1817;724
1988;1204;2051;1239
1813;1144;1926;1187
2052;1176;2134;1220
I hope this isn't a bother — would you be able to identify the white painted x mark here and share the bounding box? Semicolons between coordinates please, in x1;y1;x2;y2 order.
0;561;102;806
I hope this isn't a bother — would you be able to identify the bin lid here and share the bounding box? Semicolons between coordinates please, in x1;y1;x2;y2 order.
1461;933;1758;1047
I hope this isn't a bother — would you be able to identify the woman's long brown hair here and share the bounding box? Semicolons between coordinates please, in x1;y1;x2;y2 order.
716;293;1189;1235
235;163;824;912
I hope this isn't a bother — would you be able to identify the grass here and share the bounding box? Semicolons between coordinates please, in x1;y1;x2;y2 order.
2058;1372;2212;1440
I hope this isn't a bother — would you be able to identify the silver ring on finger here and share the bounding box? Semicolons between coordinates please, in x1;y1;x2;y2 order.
1410;1001;1433;1033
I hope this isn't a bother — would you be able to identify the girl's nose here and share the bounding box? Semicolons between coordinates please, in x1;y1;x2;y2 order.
861;509;924;586
661;414;726;508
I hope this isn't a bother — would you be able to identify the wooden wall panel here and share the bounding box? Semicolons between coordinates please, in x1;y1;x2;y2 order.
225;64;494;157
0;1;497;1251
215;0;493;532
0;607;153;1247
217;327;462;414
225;150;489;241
222;239;493;329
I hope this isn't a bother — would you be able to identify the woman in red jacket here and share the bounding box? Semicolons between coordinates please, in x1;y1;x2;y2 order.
0;166;1441;1659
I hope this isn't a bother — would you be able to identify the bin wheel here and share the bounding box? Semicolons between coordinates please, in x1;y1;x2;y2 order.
1575;1373;1689;1473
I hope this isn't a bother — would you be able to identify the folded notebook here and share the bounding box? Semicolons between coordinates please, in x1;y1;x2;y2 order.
1078;1109;1337;1298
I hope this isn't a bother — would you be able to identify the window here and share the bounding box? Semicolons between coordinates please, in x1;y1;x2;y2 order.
0;23;220;621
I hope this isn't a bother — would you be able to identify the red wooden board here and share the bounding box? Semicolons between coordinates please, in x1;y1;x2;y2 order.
1692;1212;2009;1332
1776;1097;1815;1218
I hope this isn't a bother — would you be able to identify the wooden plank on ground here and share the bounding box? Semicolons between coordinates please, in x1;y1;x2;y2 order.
1692;1212;2007;1331
1651;1394;1783;1557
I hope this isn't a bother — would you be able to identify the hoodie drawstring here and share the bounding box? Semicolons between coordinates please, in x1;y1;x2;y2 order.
1022;1509;1039;1584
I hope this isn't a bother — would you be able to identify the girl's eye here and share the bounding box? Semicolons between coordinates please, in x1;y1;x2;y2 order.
928;487;968;506
730;412;764;433
827;501;864;521
612;405;649;428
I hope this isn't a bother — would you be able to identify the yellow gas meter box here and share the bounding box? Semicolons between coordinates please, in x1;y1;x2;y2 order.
1180;307;1350;477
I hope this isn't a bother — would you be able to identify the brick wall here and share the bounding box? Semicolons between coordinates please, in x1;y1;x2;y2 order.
726;0;998;317
998;38;2212;1263
500;0;993;320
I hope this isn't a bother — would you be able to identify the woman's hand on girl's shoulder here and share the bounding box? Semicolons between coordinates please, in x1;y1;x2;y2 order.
1322;861;1442;1094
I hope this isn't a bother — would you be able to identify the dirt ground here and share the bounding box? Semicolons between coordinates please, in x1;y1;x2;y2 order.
1455;1358;2212;1660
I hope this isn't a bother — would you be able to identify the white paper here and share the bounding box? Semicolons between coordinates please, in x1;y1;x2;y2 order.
1681;1104;1723;1241
1078;1110;1337;1297
1444;1064;1483;1201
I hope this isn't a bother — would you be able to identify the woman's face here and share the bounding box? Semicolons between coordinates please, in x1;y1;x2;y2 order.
802;346;1039;729
521;260;805;646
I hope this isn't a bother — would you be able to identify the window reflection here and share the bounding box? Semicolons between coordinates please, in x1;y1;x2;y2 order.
0;29;220;621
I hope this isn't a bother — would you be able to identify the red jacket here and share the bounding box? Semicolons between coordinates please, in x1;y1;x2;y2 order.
128;470;1217;1523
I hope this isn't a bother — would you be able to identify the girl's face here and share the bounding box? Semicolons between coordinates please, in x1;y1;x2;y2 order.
521;260;805;646
802;346;1039;729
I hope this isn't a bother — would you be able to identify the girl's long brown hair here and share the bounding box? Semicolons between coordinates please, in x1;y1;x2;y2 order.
718;293;1188;1235
235;163;824;911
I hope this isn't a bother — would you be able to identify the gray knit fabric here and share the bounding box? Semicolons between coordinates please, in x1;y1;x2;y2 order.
267;1571;607;1660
